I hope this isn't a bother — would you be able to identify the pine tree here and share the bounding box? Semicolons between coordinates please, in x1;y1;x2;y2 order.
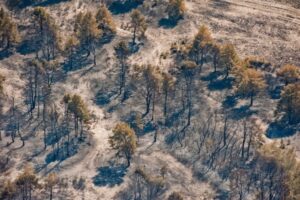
26;59;46;115
259;143;300;199
130;9;147;45
189;25;213;70
277;83;300;124
162;72;175;122
0;180;16;200
139;65;163;119
210;43;221;73
67;94;90;138
75;11;102;66
277;64;299;85
33;7;61;60
234;68;266;106
15;165;39;200
64;35;79;71
220;44;239;79
109;122;137;167
0;8;21;50
0;74;5;94
114;41;130;99
179;60;197;126
166;0;186;22
44;173;58;200
96;4;116;37
229;168;249;200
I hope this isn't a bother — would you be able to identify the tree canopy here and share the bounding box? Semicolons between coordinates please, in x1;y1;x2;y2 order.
109;122;137;167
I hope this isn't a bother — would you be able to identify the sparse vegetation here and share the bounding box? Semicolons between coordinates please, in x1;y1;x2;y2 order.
0;0;299;199
75;11;102;66
32;7;61;60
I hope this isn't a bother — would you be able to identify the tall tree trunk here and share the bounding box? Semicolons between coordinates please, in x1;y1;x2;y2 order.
241;120;247;160
132;26;137;45
93;45;96;66
250;92;254;107
80;120;83;139
163;88;168;118
151;91;156;121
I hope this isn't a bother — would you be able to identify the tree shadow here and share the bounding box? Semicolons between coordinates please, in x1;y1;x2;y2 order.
158;18;179;29
6;0;68;9
222;94;238;108
210;0;231;10
165;131;178;145
95;90;118;106
269;85;283;100
165;108;185;127
266;121;298;138
36;0;69;7
142;121;157;134
0;49;13;60
207;77;234;91
63;52;93;72
164;125;187;146
128;41;142;54
45;138;80;163
109;0;144;15
17;38;39;55
229;105;257;120
93;165;127;187
107;103;122;113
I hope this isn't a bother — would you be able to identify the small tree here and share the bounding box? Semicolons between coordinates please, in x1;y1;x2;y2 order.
33;7;61;60
160;165;168;179
0;8;21;50
168;191;184;200
235;68;266;106
277;64;299;85
139;65;162;119
166;0;186;22
67;94;90;138
96;4;116;37
189;25;213;70
220;44;239;79
114;41;130;99
229;168;250;200
162;72;175;121
130;9;147;45
210;42;221;73
64;35;79;71
180;60;197;126
0;180;16;200
259;143;300;199
44;173;58;200
109;122;137;167
26;59;46;115
75;12;102;66
0;74;5;94
277;83;300;124
15;165;39;200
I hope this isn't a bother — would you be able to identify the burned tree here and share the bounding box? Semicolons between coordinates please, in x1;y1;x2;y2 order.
114;41;130;99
